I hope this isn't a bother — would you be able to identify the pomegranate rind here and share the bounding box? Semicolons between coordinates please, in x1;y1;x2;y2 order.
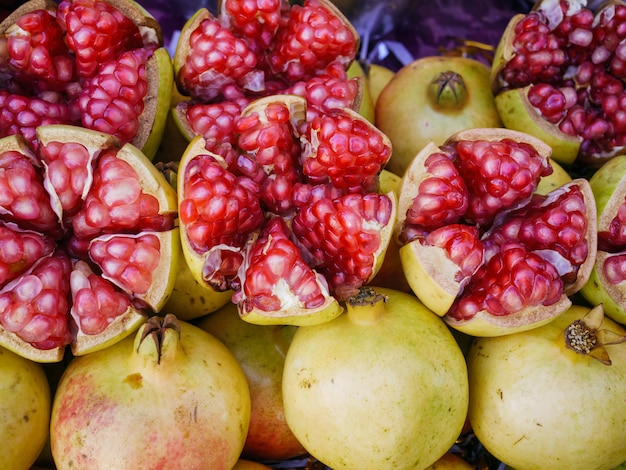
134;47;175;160
399;240;460;317
535;158;572;195
494;87;580;165
240;296;343;327
71;306;147;357
444;294;573;337
0;328;64;363
161;250;233;320
581;154;626;324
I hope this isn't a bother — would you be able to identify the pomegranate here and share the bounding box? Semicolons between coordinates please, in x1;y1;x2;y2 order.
468;304;626;469
491;0;626;169
581;153;626;325
198;302;306;461
170;0;363;152
0;124;179;362
0;345;51;470
282;286;469;470
232;460;273;470
177;93;396;326
50;314;251;470
375;56;503;176
394;128;597;336
0;0;173;159
426;452;474;470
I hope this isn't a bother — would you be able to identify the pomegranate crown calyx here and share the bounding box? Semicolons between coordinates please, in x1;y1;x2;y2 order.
428;71;467;109
138;314;181;363
564;305;626;365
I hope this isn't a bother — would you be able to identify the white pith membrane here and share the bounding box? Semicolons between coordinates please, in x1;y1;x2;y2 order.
0;124;178;362
395;128;597;336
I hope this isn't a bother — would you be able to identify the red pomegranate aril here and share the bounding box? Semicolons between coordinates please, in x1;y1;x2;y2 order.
70;260;131;335
59;0;145;78
424;224;483;282
0;251;72;349
403;152;468;238
449;243;564;320
0;221;55;285
78;48;149;144
89;233;161;295
238;217;330;313
71;150;170;240
268;0;357;82
453;139;552;225
181;154;264;253
603;253;626;284
292;192;392;300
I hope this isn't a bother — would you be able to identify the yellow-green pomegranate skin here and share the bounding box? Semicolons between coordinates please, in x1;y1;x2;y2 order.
0;346;51;470
282;287;469;470
50;318;250;470
468;305;626;470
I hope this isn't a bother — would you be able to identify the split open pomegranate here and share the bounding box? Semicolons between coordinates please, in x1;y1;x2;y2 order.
0;124;178;362
395;128;597;336
171;0;363;148
177;92;395;326
492;0;626;169
0;0;173;159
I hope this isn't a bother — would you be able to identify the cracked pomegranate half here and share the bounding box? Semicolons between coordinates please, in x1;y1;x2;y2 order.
0;124;179;362
0;0;173;159
581;154;626;325
169;0;364;156
492;0;626;169
395;128;597;336
177;93;395;326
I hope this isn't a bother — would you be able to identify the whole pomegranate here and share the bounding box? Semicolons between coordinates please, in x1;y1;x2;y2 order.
0;125;179;362
468;304;626;470
581;154;626;325
375;56;503;176
0;345;51;470
282;286;469;470
394;128;597;336
50;314;251;470
0;0;173;159
492;0;626;169
199;302;306;461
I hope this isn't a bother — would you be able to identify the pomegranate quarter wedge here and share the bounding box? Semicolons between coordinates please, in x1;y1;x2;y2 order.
0;124;179;362
395;128;597;337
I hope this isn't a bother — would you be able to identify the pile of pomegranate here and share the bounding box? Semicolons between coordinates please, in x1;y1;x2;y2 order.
2;0;626;469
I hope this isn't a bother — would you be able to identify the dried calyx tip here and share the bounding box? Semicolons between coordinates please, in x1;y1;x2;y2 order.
564;305;626;365
139;314;181;362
